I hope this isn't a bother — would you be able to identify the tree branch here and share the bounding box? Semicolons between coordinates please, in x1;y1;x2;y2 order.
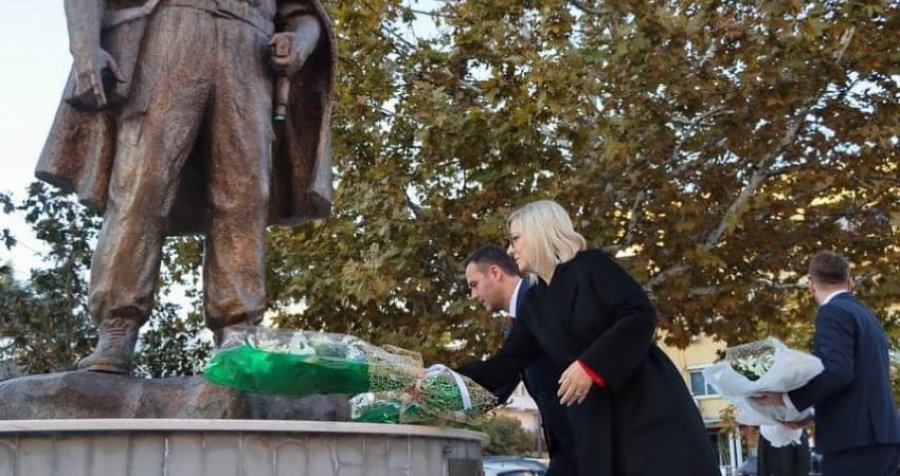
669;106;730;177
833;27;856;63
380;25;416;52
688;277;807;296
569;0;606;16
404;188;422;220
620;190;645;250
647;81;844;290
751;277;807;291
408;8;456;20
0;340;15;353
853;273;878;290
766;162;805;178
645;262;688;291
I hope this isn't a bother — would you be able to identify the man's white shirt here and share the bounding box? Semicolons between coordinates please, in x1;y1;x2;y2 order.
507;278;523;318
820;290;849;306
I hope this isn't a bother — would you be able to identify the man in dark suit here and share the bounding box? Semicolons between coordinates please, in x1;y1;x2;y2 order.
757;430;811;476
754;251;900;476
463;245;577;476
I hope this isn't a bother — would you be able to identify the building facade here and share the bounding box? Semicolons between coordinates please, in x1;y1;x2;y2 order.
659;334;745;474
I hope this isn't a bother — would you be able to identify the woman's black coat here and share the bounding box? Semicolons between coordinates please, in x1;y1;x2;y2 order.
457;250;720;476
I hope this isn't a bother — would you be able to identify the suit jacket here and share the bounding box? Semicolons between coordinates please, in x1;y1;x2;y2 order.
496;280;577;475
457;250;719;476
36;0;335;236
788;293;900;453
493;280;531;402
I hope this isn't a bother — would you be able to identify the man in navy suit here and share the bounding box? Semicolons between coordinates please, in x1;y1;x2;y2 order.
463;245;577;476
754;251;900;476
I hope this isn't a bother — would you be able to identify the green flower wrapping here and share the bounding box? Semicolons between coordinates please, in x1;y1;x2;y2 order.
204;327;496;425
351;396;426;424
352;400;403;423
204;326;418;397
204;345;373;397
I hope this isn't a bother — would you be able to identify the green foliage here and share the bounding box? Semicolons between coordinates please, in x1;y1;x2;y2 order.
133;302;212;378
470;414;539;456
0;192;15;250
269;0;900;365
0;183;99;373
134;234;213;378
1;183;210;377
890;344;900;403
0;263;87;374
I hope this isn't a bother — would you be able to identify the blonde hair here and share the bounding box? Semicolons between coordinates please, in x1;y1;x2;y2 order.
508;200;587;280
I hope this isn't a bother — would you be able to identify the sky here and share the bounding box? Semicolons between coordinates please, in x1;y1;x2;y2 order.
0;3;70;279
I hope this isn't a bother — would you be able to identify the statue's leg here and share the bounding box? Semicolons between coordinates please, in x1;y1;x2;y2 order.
81;7;217;373
202;16;274;337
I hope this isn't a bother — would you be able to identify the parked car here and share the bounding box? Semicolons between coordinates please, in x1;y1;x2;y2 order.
483;456;547;476
735;451;826;476
809;450;823;476
483;456;547;474
482;461;543;476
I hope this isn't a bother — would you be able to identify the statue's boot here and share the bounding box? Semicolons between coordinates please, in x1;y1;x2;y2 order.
211;312;263;348
77;317;142;374
212;323;253;349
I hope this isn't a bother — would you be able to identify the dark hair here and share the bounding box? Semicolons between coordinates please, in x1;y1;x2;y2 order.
808;251;850;285
464;245;520;277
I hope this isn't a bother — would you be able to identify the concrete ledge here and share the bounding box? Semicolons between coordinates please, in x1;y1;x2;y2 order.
0;419;487;476
0;418;487;442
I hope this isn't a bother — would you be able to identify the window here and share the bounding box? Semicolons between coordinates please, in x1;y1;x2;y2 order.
688;369;718;397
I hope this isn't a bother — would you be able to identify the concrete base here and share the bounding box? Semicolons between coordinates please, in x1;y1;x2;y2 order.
0;419;486;476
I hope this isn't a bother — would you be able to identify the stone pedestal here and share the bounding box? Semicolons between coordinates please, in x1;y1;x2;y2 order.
0;419;486;476
0;372;349;420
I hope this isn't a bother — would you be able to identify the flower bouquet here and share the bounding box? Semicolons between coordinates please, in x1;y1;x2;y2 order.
204;326;496;423
351;365;497;424
702;337;824;446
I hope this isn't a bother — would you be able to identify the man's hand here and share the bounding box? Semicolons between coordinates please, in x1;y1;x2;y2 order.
269;19;319;77
779;417;813;430
750;391;786;407
70;47;123;110
558;361;593;406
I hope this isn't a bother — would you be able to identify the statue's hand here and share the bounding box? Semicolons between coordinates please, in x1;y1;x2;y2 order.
70;47;124;110
269;30;317;76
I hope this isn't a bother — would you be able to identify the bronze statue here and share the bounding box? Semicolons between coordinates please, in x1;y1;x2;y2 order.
35;0;336;374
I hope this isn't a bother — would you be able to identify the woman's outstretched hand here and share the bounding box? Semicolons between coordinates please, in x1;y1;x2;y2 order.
559;361;593;406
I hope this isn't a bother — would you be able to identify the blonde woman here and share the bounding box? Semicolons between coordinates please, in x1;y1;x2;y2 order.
456;200;719;476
